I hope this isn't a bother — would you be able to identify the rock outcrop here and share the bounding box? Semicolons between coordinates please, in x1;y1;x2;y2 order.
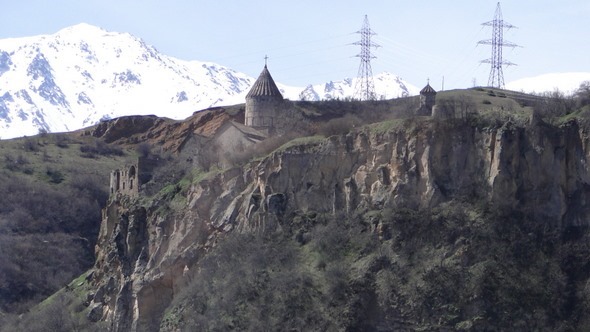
88;117;590;330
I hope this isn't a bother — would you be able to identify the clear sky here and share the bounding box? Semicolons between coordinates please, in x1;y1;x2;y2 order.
1;0;588;90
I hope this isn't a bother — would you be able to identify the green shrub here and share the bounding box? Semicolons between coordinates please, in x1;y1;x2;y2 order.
22;138;40;152
4;154;31;173
79;140;124;158
54;134;70;148
46;168;64;184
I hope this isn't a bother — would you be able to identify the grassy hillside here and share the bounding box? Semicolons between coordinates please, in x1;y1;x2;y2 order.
0;132;136;315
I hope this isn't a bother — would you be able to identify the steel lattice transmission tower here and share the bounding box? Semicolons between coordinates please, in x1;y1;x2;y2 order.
478;2;519;89
353;15;380;101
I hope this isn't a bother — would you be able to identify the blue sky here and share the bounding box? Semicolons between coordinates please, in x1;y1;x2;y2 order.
1;0;588;89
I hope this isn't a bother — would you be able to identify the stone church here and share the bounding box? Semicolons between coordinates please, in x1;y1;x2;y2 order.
417;81;437;116
244;63;285;135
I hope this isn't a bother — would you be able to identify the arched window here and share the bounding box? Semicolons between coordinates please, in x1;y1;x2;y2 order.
129;166;136;190
115;171;121;191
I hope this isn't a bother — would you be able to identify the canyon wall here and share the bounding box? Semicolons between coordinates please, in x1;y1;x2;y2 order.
88;118;590;330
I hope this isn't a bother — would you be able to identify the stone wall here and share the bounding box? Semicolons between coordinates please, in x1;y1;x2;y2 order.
245;96;284;133
417;93;436;116
109;157;158;197
110;164;138;197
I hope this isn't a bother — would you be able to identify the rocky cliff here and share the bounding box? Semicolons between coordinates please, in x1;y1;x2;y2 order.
86;116;590;330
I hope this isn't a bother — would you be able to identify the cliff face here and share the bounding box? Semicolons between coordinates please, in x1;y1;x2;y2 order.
88;118;590;330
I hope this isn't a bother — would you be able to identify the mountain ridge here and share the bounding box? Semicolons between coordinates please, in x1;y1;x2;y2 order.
0;23;257;138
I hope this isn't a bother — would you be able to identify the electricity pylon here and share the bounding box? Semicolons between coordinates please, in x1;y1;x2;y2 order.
478;2;519;89
353;15;380;100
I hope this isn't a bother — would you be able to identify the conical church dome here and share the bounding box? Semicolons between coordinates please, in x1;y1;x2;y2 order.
420;83;437;95
246;65;283;99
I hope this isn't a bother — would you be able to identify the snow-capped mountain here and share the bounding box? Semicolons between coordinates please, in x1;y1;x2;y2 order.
506;72;590;95
0;24;417;139
294;72;418;101
0;23;257;139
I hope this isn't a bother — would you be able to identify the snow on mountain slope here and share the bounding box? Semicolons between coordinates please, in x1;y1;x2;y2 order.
0;24;418;139
506;72;590;95
292;72;418;101
0;23;255;139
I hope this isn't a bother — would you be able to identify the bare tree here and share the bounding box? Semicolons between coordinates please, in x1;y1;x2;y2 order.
437;95;476;120
534;89;576;118
575;81;590;108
